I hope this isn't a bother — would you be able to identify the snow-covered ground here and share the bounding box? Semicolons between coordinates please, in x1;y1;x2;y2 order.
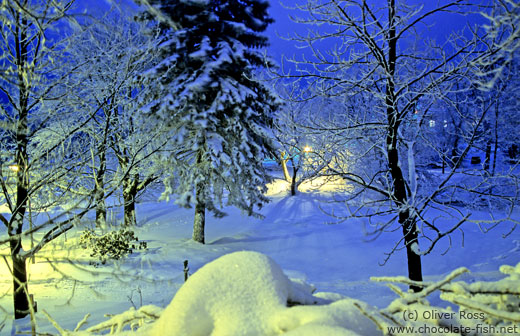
1;177;519;334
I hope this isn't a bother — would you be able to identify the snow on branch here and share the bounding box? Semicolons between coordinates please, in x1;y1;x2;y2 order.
367;262;520;335
43;305;163;335
474;0;520;90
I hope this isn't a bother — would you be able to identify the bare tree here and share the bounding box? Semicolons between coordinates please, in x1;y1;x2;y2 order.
0;0;103;319
273;98;342;195
65;8;166;228
476;59;520;170
277;0;519;290
0;1;162;322
470;2;520;172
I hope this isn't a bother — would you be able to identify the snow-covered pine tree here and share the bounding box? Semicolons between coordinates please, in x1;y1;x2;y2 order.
140;0;279;244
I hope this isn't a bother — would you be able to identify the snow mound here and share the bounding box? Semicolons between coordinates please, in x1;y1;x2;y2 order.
148;251;380;335
150;250;289;335
265;178;291;196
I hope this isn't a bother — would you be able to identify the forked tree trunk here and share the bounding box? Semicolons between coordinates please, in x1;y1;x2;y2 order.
450;144;460;167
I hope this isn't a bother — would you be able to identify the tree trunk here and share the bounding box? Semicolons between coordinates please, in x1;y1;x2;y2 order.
11;236;30;319
280;151;291;182
400;210;423;292
11;18;31;316
123;191;136;227
290;175;297;196
290;159;299;196
94;104;114;228
94;151;106;228
193;148;206;244
193;183;206;244
95;189;106;228
450;127;461;167
123;175;138;227
7;11;33;319
12;121;31;318
386;0;422;291
387;135;423;291
508;144;519;162
484;140;492;172
492;101;499;175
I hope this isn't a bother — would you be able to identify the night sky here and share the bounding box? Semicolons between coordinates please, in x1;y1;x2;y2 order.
264;0;489;67
75;0;489;72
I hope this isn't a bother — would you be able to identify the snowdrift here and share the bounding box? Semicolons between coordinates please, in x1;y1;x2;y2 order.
147;250;380;335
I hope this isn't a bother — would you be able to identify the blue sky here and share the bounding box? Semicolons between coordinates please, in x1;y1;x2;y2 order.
0;0;490;111
74;0;489;67
264;0;489;67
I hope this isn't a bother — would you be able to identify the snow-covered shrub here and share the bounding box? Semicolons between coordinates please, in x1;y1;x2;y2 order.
79;228;147;265
371;262;520;335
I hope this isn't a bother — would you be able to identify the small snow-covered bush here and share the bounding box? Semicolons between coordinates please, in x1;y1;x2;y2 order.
79;228;147;265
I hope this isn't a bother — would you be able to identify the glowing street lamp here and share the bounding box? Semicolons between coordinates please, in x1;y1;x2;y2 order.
8;164;20;172
303;146;312;153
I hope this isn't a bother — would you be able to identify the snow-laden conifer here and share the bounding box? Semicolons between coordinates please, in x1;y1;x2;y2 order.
140;0;279;243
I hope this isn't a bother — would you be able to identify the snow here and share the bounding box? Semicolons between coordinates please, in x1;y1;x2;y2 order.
1;177;519;335
150;251;289;335
266;176;347;195
411;242;420;255
188;36;211;60
143;251;380;336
